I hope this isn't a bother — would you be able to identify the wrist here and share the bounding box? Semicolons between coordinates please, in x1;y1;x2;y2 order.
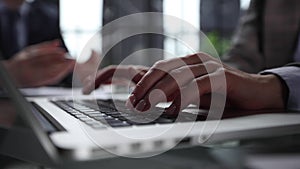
258;74;287;109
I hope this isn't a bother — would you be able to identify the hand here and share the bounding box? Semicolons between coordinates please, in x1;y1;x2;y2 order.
74;50;102;83
82;65;148;94
3;40;75;87
126;53;286;114
82;53;286;114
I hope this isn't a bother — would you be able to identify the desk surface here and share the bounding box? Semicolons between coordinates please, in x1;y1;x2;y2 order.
0;88;300;168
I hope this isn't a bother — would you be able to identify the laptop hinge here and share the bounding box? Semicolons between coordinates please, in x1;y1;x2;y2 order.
31;102;66;132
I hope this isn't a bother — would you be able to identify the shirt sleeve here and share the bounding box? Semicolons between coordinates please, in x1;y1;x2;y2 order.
261;66;300;111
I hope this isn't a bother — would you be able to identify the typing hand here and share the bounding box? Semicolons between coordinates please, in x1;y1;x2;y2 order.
3;40;75;87
83;53;286;114
126;53;286;114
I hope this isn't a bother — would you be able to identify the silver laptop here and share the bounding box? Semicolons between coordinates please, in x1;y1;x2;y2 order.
1;60;300;167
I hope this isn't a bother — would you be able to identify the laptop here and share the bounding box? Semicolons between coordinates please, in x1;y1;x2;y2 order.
1;59;300;167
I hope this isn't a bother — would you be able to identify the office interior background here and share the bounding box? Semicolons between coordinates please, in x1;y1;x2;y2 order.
59;0;251;66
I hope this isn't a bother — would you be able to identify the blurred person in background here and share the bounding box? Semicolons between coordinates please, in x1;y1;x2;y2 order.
223;0;300;73
1;40;75;87
0;0;76;87
0;0;99;87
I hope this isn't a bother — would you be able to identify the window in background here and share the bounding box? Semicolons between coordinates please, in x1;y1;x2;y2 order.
163;0;200;58
102;0;164;67
241;0;251;10
60;0;103;62
59;0;251;62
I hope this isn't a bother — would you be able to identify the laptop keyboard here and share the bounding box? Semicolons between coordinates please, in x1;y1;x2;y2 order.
53;99;207;129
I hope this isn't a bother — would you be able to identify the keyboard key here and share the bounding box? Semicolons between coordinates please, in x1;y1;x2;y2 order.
53;99;210;129
78;117;93;122
91;124;106;129
87;113;106;117
109;121;131;127
75;114;88;118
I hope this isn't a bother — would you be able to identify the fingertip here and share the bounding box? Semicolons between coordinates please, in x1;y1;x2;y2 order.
128;94;137;106
82;84;92;95
135;99;147;112
126;94;136;109
82;89;90;95
125;99;134;109
165;104;178;116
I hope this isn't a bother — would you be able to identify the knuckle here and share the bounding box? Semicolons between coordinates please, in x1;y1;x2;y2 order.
217;67;226;72
204;60;218;67
191;78;198;85
204;61;220;71
128;66;138;75
106;65;115;70
153;60;167;70
169;69;182;79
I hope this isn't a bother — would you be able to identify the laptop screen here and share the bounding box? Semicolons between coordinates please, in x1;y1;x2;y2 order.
0;58;29;129
0;58;60;163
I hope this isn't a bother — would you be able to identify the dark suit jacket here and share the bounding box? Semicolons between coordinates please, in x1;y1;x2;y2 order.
0;0;67;59
223;0;300;73
0;0;72;86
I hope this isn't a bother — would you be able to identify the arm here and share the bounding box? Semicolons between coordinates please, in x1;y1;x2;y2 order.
223;0;265;73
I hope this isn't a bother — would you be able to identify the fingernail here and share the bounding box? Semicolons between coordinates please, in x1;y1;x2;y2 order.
125;99;134;109
82;82;93;94
136;99;147;112
129;94;137;105
125;94;135;108
83;76;92;85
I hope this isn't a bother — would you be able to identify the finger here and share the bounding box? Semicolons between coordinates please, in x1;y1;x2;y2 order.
82;75;93;86
167;67;227;115
82;67;116;94
29;47;66;59
88;50;102;64
24;40;61;52
128;53;214;107
82;66;147;94
198;94;212;109
165;74;213;115
110;66;147;84
134;61;220;111
30;60;74;87
31;52;69;68
40;60;75;86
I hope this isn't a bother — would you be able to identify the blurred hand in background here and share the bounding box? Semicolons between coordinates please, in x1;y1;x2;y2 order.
3;40;75;87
